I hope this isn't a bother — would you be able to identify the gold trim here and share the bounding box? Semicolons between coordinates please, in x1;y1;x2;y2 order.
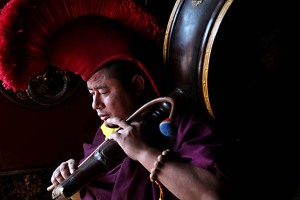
202;0;234;119
0;65;82;108
163;0;182;65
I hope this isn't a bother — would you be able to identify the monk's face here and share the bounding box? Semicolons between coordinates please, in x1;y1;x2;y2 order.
87;67;141;124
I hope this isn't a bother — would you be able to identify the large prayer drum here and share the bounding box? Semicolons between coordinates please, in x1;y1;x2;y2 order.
164;0;296;130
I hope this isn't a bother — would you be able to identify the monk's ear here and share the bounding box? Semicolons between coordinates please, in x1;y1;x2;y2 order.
131;75;145;96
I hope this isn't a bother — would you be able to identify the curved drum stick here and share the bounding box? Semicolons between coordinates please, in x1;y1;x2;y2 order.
47;88;186;199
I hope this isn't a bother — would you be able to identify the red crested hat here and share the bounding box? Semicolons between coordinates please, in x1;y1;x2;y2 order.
0;0;165;95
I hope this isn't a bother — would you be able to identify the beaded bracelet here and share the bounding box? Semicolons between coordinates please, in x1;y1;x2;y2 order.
149;149;170;183
149;149;170;200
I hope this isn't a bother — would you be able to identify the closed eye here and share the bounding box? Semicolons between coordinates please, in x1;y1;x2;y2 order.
88;90;95;96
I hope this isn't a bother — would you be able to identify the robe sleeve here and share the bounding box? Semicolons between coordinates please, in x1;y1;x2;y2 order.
173;112;222;172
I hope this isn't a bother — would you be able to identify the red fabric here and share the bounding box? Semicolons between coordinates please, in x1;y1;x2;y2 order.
0;0;165;92
48;17;161;96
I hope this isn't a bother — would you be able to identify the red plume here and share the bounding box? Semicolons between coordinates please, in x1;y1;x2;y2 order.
0;0;164;92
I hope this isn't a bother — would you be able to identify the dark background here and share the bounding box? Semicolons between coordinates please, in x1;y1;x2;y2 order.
0;0;299;199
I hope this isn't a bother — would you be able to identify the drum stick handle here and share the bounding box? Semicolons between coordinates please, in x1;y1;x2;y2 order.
47;184;55;191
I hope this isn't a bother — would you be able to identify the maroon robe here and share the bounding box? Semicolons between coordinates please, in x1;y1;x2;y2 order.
79;112;223;200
